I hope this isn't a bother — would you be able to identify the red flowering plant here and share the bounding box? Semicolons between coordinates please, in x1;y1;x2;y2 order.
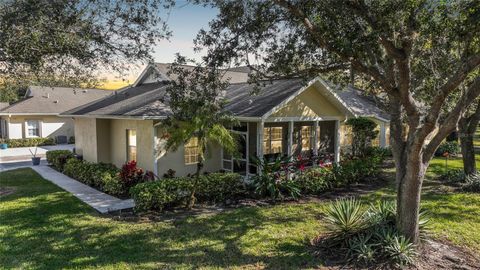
119;160;154;190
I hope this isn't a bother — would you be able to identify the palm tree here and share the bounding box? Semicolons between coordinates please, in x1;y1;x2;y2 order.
160;113;238;209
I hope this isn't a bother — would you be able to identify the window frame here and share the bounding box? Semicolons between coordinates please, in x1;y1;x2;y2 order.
263;126;283;155
184;137;200;165
26;120;40;138
126;129;137;162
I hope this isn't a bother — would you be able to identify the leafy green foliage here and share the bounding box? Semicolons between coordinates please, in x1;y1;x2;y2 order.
0;0;169;81
435;141;461;156
252;156;300;201
319;198;425;267
0;137;55;147
345;118;379;157
46;150;74;171
131;172;245;212
325;198;366;235
160;56;240;208
463;173;480;192
294;167;331;194
63;158;123;196
439;169;466;185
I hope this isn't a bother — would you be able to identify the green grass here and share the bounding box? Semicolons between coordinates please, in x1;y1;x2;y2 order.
0;169;326;269
1;159;479;269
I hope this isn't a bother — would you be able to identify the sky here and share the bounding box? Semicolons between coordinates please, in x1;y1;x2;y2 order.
102;2;218;88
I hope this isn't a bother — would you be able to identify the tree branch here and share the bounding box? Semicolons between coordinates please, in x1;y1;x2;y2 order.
423;76;480;162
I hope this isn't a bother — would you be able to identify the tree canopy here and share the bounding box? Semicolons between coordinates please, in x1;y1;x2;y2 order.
187;0;480;242
0;0;170;82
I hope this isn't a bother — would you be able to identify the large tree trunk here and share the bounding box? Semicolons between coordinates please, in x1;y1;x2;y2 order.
395;150;427;243
458;103;480;175
459;127;476;175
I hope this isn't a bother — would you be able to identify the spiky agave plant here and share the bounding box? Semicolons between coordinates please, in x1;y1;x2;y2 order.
324;198;367;238
384;235;417;267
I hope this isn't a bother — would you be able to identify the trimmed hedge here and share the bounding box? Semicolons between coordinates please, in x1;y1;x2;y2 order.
46;150;74;171
131;173;245;212
63;158;121;195
0;137;55;148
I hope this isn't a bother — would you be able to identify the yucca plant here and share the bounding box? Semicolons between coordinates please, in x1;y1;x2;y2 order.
366;200;396;225
324;198;367;237
347;233;376;265
384;235;417;267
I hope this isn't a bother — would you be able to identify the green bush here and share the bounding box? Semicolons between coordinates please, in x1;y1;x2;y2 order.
131;172;245;212
63;158;122;195
0;137;55;147
197;173;245;203
435;141;460;156
130;177;194;212
46;150;74;171
463;173;480;192
318;198;425;267
295;167;331;194
439;169;465;184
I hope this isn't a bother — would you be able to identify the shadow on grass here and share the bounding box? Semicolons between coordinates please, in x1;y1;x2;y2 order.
0;168;322;269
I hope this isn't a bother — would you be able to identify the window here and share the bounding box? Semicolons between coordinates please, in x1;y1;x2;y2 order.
126;129;137;162
263;127;283;154
300;126;312;151
26;120;40;137
184;137;200;164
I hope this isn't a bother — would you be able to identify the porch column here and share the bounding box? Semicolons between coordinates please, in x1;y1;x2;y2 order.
379;122;386;148
334;120;341;163
287;121;294;156
256;121;264;158
152;126;158;176
313;121;319;156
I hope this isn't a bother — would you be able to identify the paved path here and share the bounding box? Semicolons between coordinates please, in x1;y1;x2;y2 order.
0;144;74;162
1;164;134;214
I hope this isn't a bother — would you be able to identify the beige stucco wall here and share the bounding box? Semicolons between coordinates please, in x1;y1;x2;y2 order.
74;118;98;162
155;126;222;177
109;119;154;171
270;84;344;119
2;115;74;139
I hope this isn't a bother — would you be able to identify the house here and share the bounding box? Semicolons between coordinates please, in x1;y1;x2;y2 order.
61;63;390;177
0;86;112;141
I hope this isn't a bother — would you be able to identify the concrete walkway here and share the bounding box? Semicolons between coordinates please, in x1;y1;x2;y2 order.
0;144;74;162
22;165;135;214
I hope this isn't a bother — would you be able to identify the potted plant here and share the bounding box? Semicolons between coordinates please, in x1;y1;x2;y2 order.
0;139;7;150
29;147;41;165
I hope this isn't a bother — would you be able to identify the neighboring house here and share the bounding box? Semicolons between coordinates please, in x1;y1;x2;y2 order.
0;86;112;141
61;63;390;177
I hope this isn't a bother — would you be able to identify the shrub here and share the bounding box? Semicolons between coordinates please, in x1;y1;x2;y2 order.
46;150;74;171
318;198;422;268
163;169;176;178
131;172;245;212
0;137;55;147
435;141;460;156
325;198;367;237
63;158;122;195
130;177;194;212
117;161;154;194
196;173;245;203
439;169;465;185
252;156;300;201
295;167;331;194
345;117;379;157
463;172;480;192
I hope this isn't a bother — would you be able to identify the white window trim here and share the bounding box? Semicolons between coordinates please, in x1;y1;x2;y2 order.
25;119;42;138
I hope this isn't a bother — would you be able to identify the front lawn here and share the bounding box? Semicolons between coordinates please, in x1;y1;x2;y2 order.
1;163;479;269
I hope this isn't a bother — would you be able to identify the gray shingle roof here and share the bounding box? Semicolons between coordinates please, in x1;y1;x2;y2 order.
62;77;389;122
155;63;250;84
0;86;112;115
329;84;390;121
